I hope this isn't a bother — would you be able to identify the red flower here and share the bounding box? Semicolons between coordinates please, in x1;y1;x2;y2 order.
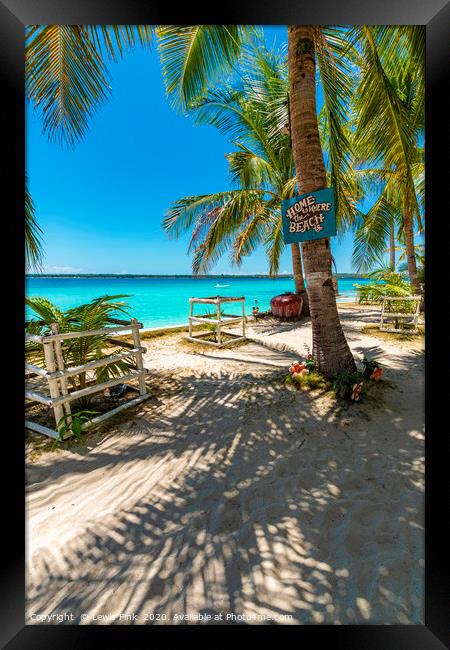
370;367;383;381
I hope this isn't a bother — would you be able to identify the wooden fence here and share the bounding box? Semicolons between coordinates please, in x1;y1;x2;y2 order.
25;317;151;439
379;295;422;334
188;296;246;348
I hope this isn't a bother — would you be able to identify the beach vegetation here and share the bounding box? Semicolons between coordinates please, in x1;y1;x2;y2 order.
286;370;330;392
355;268;413;305
352;27;424;292
25;24;424;377
26;294;134;408
25;177;44;270
162;42;310;312
331;371;365;401
57;410;99;441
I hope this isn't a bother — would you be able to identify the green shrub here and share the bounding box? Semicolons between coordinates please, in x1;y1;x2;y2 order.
332;371;365;400
57;410;99;441
355;270;412;305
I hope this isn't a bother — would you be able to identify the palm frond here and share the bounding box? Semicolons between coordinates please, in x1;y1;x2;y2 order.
157;26;248;111
351;194;396;273
25;180;44;270
85;25;153;62
26;25;111;146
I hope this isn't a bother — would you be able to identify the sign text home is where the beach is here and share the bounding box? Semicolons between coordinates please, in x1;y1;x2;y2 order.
281;188;336;244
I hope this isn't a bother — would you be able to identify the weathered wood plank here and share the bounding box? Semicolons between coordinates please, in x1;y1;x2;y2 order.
131;319;147;396
41;324;141;342
47;348;144;380
25;363;48;377
25;420;59;439
81;393;152;430
51;370;147;406
25;390;53;406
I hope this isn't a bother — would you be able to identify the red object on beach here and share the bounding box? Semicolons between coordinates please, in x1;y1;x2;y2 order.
270;292;303;319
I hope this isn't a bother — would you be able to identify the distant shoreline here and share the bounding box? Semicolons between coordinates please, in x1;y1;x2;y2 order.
26;273;369;279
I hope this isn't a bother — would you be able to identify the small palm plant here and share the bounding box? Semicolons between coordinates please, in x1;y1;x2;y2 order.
354;268;414;314
26;294;135;408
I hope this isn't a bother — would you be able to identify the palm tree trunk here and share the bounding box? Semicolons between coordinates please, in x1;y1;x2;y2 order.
403;211;421;294
288;25;356;376
290;242;310;316
389;221;395;271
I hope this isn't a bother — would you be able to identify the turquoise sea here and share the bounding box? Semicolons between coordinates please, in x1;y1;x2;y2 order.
25;276;372;329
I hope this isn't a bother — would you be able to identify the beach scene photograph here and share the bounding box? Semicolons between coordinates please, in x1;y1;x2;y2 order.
25;24;425;625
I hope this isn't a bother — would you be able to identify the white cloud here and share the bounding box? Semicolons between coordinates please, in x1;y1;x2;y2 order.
43;266;84;273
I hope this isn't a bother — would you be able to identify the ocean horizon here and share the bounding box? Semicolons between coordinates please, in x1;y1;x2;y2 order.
26;274;371;329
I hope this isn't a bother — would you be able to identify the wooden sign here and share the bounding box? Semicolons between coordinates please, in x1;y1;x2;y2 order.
281;188;336;244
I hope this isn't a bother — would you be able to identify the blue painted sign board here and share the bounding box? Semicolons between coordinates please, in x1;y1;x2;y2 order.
281;188;336;244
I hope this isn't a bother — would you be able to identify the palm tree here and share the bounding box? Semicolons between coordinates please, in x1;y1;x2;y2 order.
26;25;424;375
351;154;424;274
162;44;310;313
353;26;425;293
282;26;357;374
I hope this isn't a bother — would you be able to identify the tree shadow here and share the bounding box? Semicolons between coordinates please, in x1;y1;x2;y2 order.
27;357;424;625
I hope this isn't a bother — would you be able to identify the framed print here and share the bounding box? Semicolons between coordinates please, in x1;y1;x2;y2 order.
0;0;448;647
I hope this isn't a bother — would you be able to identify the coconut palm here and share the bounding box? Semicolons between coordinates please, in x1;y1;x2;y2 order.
353;26;425;293
26;24;424;375
351;148;424;274
163;44;311;312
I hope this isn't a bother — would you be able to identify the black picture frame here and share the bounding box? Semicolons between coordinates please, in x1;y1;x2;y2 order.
1;0;448;647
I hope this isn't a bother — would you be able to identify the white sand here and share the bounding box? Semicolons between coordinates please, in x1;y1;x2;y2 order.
26;308;424;625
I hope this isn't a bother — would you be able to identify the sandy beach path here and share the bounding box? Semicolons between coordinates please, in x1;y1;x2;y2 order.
26;309;424;625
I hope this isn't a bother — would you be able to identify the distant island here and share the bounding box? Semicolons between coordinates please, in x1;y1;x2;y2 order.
26;273;369;279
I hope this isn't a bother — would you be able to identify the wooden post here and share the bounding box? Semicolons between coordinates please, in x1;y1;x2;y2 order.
131;318;146;396
43;335;64;429
216;300;222;347
51;323;72;423
189;299;193;338
380;298;386;331
242;299;246;338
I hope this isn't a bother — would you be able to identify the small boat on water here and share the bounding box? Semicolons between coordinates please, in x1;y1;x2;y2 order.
214;283;230;288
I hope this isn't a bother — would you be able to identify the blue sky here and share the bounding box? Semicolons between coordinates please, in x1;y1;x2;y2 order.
27;26;358;275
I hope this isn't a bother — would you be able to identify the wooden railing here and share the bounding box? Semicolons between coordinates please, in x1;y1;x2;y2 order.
25;317;150;439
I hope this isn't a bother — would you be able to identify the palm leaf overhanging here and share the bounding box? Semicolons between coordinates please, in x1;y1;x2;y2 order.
25;177;44;270
25;24;424;282
25;25;155;267
351;26;425;279
162;42;301;275
156;26;255;112
26;25;155;147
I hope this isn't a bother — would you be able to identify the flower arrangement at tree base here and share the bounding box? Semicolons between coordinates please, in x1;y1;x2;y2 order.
286;352;330;392
285;352;386;402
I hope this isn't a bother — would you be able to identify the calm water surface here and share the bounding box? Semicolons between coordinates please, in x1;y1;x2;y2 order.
26;276;372;328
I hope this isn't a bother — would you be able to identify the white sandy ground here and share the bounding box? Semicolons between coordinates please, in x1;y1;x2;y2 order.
26;307;424;625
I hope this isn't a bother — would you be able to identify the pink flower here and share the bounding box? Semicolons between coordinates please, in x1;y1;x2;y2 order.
307;354;314;360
